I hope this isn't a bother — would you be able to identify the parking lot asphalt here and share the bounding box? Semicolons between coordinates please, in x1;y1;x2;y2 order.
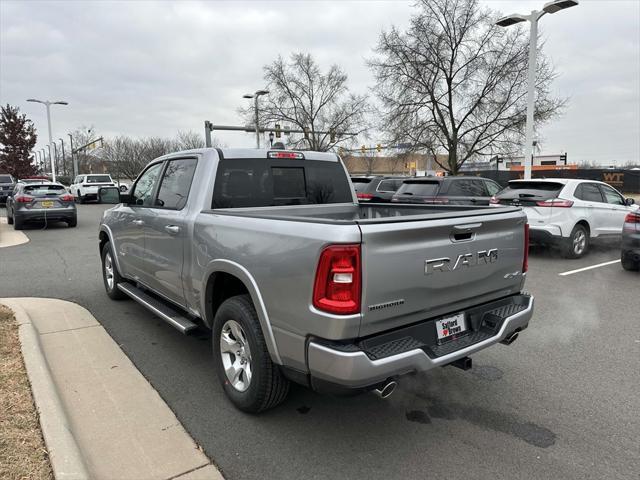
1;204;638;480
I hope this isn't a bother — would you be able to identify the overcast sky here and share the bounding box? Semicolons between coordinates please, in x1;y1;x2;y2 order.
1;0;638;165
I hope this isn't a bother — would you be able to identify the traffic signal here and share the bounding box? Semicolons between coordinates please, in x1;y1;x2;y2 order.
304;127;309;140
376;143;382;153
361;145;366;154
330;129;335;143
275;124;281;138
338;147;344;157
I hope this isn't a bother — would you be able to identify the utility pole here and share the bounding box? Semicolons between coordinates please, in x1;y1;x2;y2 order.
59;138;66;176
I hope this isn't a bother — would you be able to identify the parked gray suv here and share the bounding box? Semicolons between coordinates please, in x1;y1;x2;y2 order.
99;148;533;413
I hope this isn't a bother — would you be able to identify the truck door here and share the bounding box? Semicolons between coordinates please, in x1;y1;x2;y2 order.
112;162;164;280
142;157;198;306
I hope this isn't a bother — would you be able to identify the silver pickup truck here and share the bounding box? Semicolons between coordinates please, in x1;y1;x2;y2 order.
99;148;534;412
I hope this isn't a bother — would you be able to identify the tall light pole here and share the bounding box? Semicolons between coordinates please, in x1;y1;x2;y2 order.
243;89;269;148
59;138;66;176
27;98;68;182
496;0;578;180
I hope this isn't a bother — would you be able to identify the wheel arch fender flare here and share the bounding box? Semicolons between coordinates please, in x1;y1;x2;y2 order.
98;225;125;275
201;259;282;365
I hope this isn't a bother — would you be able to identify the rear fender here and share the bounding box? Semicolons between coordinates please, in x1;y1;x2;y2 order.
200;259;282;365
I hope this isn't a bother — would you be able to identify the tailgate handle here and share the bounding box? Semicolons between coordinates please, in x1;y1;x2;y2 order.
451;223;481;242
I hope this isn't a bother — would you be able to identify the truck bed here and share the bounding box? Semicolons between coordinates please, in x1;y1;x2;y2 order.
204;203;522;224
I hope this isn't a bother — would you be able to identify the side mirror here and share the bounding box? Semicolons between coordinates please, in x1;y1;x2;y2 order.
625;198;635;206
98;186;123;204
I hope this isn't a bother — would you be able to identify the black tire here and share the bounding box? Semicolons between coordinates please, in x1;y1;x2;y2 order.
77;190;85;204
621;251;639;271
101;241;127;300
212;294;289;413
67;216;77;228
562;224;589;259
13;215;23;230
7;209;13;225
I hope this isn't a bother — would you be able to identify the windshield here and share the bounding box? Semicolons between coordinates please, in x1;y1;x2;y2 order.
86;175;112;183
396;181;441;196
213;158;353;208
0;175;13;183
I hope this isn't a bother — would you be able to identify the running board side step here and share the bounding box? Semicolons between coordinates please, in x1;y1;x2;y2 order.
117;283;198;334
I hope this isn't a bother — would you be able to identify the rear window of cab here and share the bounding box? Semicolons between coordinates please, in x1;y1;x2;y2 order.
213;158;353;208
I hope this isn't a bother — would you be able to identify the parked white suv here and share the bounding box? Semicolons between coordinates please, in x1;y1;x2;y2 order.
491;179;638;258
70;174;116;203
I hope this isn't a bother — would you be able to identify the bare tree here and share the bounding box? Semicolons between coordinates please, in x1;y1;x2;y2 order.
244;53;370;151
174;130;207;150
370;0;565;174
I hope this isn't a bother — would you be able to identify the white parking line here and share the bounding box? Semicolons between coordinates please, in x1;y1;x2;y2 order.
558;259;620;276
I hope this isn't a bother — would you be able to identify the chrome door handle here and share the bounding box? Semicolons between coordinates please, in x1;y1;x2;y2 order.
164;225;180;234
132;219;144;226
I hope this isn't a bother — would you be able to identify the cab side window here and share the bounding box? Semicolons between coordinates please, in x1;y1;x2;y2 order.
155;158;198;209
130;163;163;206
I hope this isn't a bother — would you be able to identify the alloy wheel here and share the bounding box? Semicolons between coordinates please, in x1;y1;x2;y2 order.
220;319;252;392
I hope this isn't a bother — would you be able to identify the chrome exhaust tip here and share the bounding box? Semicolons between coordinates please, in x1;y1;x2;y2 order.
500;331;519;345
373;381;397;399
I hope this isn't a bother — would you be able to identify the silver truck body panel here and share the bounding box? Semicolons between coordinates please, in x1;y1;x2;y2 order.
100;147;532;388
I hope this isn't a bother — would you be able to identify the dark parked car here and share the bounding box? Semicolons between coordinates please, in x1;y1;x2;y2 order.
621;210;640;271
351;176;407;202
6;182;77;229
0;173;16;204
391;176;502;205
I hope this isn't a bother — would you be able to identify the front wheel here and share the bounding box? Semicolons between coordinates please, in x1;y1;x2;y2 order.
562;225;589;259
101;242;127;300
212;295;289;413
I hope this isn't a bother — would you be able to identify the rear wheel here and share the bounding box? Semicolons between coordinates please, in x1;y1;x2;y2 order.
563;224;589;259
101;242;127;300
212;295;289;413
13;215;23;230
621;251;639;271
67;216;77;228
7;208;13;225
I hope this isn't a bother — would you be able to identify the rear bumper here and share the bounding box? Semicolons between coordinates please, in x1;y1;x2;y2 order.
307;294;534;389
529;225;563;243
15;207;76;222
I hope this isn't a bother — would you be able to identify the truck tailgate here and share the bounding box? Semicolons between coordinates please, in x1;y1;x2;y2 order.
358;210;527;336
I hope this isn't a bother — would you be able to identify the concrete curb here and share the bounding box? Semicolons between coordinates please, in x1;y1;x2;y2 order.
4;300;89;480
0;216;30;248
2;297;224;480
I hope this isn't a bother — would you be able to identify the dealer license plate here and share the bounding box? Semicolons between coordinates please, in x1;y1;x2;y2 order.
41;200;54;208
435;313;467;343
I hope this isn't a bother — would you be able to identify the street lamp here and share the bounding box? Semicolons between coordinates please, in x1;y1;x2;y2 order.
496;0;578;180
59;138;66;176
243;89;269;148
27;98;68;182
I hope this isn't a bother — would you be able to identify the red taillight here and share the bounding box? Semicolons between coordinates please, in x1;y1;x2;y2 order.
535;199;573;208
60;194;74;201
523;223;529;273
313;245;361;315
357;193;373;201
489;196;499;205
624;213;640;223
15;195;34;203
